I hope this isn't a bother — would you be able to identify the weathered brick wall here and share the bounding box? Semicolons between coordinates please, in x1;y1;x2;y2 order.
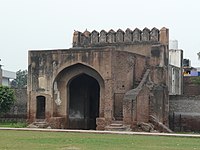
13;88;27;115
113;51;135;93
170;95;200;113
113;51;147;93
150;85;169;124
73;28;161;48
112;51;148;121
169;95;200;132
183;77;200;95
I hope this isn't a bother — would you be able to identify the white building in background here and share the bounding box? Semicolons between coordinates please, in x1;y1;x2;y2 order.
0;66;16;86
2;70;16;86
169;40;183;95
169;49;183;68
169;40;178;50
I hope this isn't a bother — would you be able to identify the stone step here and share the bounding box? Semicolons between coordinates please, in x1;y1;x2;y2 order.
110;123;123;127
105;125;131;131
105;121;131;131
35;119;45;122
28;121;49;128
33;122;46;125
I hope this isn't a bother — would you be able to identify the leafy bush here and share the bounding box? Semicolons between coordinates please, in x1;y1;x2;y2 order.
0;85;16;114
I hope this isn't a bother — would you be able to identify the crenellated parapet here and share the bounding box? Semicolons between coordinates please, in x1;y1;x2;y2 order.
72;27;168;47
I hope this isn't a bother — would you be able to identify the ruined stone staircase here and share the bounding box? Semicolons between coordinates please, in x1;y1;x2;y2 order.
149;115;173;133
27;119;50;128
105;121;131;131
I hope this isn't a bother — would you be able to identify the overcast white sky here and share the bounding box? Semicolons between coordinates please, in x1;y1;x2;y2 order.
0;0;200;71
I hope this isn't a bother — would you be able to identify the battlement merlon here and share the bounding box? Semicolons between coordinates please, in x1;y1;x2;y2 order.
72;27;169;48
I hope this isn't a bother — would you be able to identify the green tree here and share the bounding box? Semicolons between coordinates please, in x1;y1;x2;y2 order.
0;85;16;114
11;69;27;88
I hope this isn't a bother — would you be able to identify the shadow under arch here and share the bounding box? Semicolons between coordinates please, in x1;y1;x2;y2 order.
53;63;105;130
68;73;100;129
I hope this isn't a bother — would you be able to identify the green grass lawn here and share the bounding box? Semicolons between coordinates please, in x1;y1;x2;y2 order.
0;130;199;150
0;122;27;128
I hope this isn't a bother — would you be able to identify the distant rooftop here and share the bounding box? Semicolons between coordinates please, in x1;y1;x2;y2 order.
2;70;16;79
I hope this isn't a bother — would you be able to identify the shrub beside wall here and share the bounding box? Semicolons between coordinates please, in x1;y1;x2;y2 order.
0;88;27;122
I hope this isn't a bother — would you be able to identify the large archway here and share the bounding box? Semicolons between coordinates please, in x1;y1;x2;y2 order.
68;73;100;130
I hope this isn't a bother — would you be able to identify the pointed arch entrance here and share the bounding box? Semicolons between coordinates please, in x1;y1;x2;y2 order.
68;73;100;129
53;63;105;130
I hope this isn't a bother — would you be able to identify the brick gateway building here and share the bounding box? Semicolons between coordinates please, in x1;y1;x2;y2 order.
28;27;170;131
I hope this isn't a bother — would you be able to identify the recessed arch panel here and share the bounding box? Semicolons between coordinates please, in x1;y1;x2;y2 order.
53;63;105;130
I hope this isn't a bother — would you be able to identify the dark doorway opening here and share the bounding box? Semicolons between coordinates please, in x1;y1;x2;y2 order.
36;96;46;119
68;74;100;130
